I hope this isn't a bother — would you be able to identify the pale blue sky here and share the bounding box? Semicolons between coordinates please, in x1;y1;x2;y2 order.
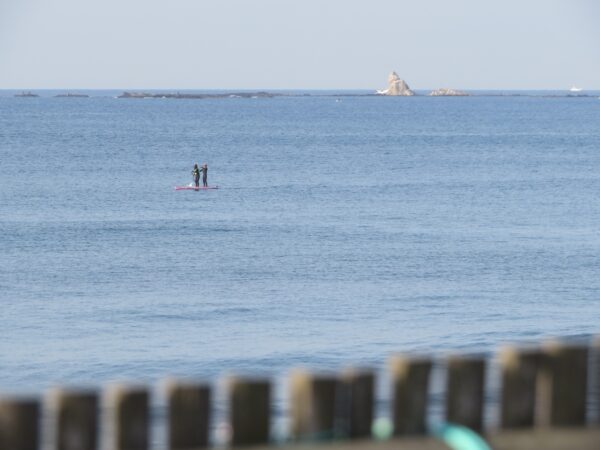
1;0;599;89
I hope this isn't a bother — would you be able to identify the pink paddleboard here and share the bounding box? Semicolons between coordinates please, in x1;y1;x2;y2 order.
175;185;219;191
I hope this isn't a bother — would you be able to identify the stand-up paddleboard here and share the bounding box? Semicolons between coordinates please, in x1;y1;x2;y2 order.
175;185;219;191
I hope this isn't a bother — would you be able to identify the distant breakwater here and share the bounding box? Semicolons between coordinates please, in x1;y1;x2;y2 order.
118;91;279;99
9;91;598;99
117;91;597;99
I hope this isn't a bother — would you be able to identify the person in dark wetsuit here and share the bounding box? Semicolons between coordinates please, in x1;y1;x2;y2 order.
192;163;200;188
200;163;208;187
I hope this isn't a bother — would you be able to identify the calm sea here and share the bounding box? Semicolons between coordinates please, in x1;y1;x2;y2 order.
1;90;600;435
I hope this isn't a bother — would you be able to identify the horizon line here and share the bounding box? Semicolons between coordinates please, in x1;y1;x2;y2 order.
2;87;599;92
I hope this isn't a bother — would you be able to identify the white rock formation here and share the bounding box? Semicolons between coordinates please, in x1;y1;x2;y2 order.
428;88;468;96
376;72;415;96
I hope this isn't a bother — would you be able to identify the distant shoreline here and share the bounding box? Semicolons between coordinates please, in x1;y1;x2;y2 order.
4;90;599;99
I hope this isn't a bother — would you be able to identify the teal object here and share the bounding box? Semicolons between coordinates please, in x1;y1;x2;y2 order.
433;424;491;450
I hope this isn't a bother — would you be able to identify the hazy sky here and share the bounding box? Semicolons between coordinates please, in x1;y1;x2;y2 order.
1;0;599;89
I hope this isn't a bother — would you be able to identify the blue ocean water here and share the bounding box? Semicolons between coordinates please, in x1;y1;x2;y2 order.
1;91;600;428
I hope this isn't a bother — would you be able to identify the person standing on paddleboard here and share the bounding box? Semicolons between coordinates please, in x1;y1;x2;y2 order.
192;163;200;188
201;163;208;187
